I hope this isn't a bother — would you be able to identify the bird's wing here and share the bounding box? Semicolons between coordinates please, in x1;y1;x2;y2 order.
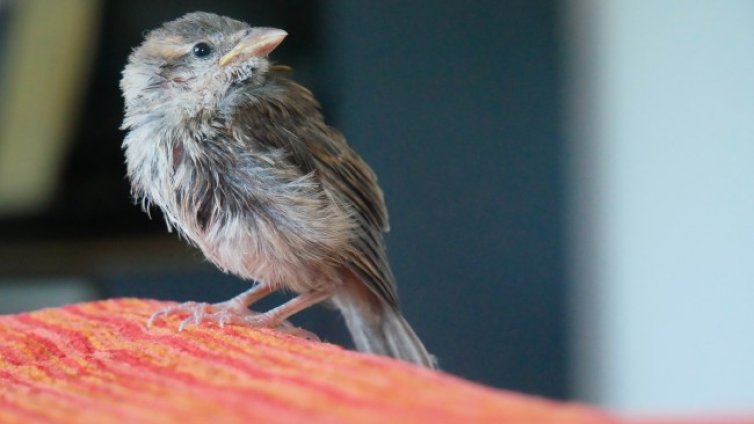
303;125;399;307
233;71;398;306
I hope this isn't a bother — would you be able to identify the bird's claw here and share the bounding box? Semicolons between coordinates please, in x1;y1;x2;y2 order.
275;321;320;341
147;301;250;330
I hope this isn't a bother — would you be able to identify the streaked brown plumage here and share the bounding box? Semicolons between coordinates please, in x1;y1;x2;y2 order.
120;12;435;368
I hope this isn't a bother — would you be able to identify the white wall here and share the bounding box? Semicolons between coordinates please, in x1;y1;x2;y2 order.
566;0;754;414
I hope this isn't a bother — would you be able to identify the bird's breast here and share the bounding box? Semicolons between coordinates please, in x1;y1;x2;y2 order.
124;115;354;287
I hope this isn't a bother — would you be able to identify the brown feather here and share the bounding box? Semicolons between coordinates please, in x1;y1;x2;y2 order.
231;69;397;306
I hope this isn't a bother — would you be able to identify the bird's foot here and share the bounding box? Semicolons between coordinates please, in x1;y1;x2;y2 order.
147;300;251;330
146;301;319;341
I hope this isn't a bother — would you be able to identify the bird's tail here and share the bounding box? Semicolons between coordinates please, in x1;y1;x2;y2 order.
333;290;437;369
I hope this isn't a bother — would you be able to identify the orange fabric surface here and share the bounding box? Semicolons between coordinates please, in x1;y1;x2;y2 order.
0;298;615;423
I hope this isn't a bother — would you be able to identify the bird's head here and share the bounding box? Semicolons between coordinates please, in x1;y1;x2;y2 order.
120;12;287;126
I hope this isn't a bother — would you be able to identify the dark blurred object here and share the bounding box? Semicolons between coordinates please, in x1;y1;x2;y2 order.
323;1;566;397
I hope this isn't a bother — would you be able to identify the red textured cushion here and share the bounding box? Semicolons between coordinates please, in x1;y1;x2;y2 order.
0;298;615;423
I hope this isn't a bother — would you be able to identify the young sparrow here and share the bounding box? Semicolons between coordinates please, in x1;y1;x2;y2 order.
120;12;435;368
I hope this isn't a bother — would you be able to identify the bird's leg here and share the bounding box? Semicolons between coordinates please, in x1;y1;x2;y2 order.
239;289;332;340
147;283;276;330
243;289;333;328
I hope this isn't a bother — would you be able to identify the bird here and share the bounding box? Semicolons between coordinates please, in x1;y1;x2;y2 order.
120;12;436;368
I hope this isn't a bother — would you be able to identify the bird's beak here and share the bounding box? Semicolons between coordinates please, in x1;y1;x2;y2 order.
219;28;287;67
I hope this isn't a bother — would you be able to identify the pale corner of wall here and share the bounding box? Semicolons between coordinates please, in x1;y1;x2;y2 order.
564;0;754;415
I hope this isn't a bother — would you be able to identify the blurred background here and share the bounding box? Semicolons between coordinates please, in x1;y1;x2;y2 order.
0;0;752;415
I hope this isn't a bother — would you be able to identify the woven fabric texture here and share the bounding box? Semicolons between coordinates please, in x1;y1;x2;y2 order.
0;298;615;423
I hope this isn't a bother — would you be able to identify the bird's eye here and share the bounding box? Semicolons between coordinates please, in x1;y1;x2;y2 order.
192;42;212;58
